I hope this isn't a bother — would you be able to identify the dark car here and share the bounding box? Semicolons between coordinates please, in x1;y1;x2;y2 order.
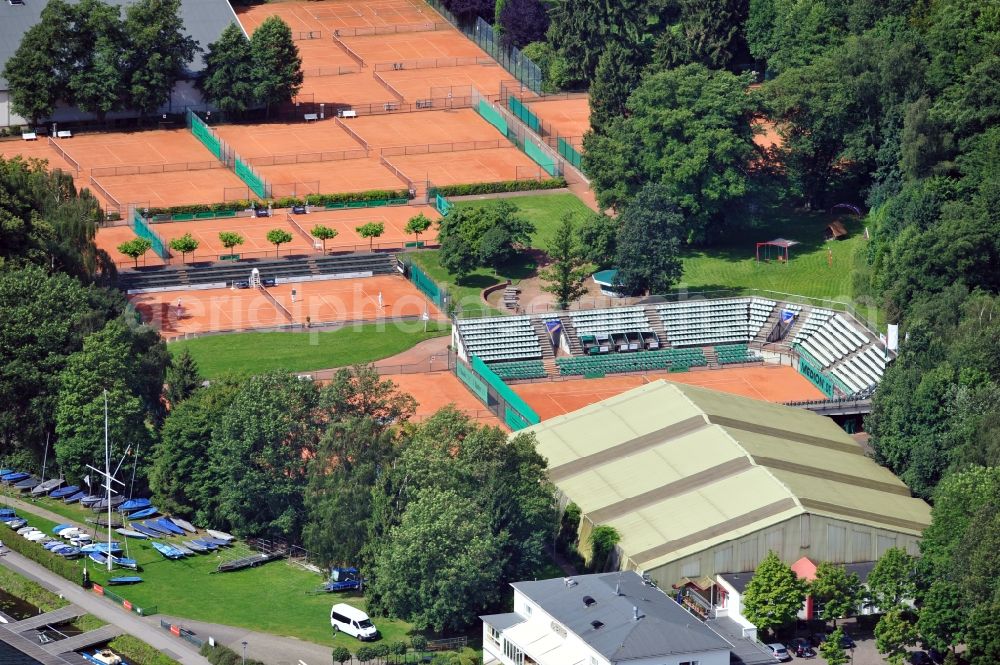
839;633;856;649
789;638;816;658
291;204;307;214
810;632;827;647
910;652;933;665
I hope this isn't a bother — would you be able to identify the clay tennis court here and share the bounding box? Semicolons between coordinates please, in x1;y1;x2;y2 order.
344;29;487;61
255;155;407;196
385;147;548;185
290;204;440;251
389;372;503;427
56;129;215;170
267;275;444;323
513;366;826;420
236;0;442;36
299;71;399;106
347;108;504;148
0;138;89;191
151;216;316;261
380;64;510;101
525;98;590;145
215;121;363;158
89;167;249;209
130;274;441;337
97;224;166;267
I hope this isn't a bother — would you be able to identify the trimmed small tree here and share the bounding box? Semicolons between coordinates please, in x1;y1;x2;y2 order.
169;233;199;263
404;213;433;243
331;646;351;665
742;551;808;637
117;237;153;268
389;642;408;664
218;231;245;256
356;222;385;251
266;228;294;257
820;626;850;665
311;224;338;253
875;609;918;665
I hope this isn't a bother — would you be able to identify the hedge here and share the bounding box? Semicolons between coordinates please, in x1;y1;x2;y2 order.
431;178;566;197
200;642;265;665
0;521;85;582
109;635;182;665
144;189;412;217
0;566;70;611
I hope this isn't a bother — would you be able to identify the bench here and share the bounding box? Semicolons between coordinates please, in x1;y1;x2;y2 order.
303;113;318;122
22;132;37;141
383;103;397;112
339;109;357;118
56;130;72;138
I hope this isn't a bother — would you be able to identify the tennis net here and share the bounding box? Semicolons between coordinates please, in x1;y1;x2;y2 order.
259;285;293;321
285;212;315;246
47;137;80;173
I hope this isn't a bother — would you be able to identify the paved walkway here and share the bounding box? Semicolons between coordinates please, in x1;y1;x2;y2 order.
0;551;210;665
157;615;334;665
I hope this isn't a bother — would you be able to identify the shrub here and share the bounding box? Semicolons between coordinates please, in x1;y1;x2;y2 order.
431;178;566;197
0;522;84;581
108;635;180;665
0;567;70;611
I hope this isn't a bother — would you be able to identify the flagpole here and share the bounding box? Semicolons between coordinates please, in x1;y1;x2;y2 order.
105;391;112;572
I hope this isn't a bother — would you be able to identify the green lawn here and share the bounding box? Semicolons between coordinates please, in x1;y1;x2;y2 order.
168;323;449;379
408;251;539;318
453;192;593;249
676;209;865;303
5;498;415;650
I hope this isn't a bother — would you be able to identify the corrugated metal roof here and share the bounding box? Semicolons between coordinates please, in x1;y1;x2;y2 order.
527;381;931;570
0;0;239;89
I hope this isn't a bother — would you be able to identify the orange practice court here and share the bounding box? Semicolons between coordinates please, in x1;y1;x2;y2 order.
346;108;505;148
513;366;826;421
388;373;502;427
130;274;442;338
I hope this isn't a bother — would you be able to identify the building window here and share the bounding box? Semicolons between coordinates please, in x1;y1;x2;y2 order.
504;640;524;665
680;661;700;665
487;626;500;646
523;603;532;616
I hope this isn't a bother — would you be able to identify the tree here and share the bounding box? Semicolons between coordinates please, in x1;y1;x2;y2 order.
819;627;850;665
589;40;647;134
654;0;749;71
403;213;433;243
2;24;61;127
540;214;592;309
867;547;916;611
811;562;862;626
588;525;619;572
545;0;650;85
438;232;477;281
218;232;245;254
331;647;351;665
389;642;407;663
266;228;293;257
66;0;127;123
576;211;617;266
613;183;685;296
168;233;199;264
369;487;504;633
742;551;808;636
310;224;338;253
917;580;966;654
318;364;417;426
164;349;202;406
497;0;549;49
584;64;759;228
356;222;385;251
200;24;256;115
356;647;376;665
117;238;153;268
875;610;917;665
437;201;534;277
122;0;198;118
250;16;303;118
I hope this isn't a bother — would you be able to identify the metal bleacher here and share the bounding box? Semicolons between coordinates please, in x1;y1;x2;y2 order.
794;309;891;395
657;297;776;347
568;307;653;336
458;315;543;362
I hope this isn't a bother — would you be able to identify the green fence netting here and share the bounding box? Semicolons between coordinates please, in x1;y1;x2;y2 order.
525;137;559;176
435;193;453;216
234;157;268;199
508;96;541;133
131;209;169;258
477;99;509;137
456;362;489;402
471;355;540;430
558;137;583;169
187;110;223;160
409;263;442;305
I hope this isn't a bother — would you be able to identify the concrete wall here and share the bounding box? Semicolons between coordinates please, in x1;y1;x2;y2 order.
0;90;28;128
623;514;921;589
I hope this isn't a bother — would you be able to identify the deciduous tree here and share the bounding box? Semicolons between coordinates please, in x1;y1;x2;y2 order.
122;0;198;118
867;547;916;611
117;238;153;268
356;222;385;251
742;551;808;636
403;213;432;243
613;183;685;296
266;228;293;256
200;24;256;115
250;16;303;118
875;610;917;665
168;233;199;263
540;214;592;309
497;0;549;50
2;25;61;127
819;627;850;665
811;562;862;626
218;231;245;254
310;224;338;253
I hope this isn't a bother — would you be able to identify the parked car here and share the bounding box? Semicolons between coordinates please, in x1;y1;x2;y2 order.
789;637;816;658
910;652;933;665
839;633;856;649
766;643;792;662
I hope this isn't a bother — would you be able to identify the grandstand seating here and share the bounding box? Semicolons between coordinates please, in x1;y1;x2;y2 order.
657;297;776;347
569;307;653;336
458;315;543;362
715;344;763;365
488;359;547;381
556;348;707;376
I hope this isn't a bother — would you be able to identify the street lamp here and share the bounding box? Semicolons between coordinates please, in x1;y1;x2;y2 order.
241;641;247;665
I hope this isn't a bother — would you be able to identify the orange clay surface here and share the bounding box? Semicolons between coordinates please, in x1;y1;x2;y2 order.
286;204;440;251
513;366;826;421
389;372;502;427
214;121;364;158
384;147;547;184
343;29;486;62
525;98;591;145
298;72;400;107
236;0;440;35
89;168;250;210
754;119;784;149
347;108;504;149
0;137;88;191
129;275;442;337
255;155;406;196
55;129;216;170
380;64;511;101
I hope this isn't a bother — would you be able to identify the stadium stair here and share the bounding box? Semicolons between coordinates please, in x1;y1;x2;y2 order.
530;318;557;360
117;252;396;292
703;346;719;368
752;305;785;345
644;306;669;344
557;314;584;355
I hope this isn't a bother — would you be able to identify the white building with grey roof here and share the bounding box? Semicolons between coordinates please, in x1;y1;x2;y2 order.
482;572;733;665
0;0;241;127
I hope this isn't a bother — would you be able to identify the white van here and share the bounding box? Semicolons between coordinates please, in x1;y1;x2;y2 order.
330;603;379;641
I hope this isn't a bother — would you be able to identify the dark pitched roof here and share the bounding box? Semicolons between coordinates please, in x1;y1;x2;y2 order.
511;572;731;661
0;0;239;88
718;571;753;595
